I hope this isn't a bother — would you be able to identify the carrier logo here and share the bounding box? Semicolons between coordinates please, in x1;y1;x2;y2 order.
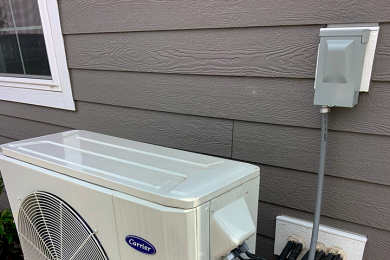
125;235;156;255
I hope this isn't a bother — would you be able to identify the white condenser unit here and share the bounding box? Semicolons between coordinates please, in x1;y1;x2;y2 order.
0;130;260;260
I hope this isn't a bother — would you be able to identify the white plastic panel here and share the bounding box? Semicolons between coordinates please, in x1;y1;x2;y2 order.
210;176;260;259
113;191;197;260
211;197;256;259
1;130;259;209
0;154;121;260
196;202;210;260
274;216;367;260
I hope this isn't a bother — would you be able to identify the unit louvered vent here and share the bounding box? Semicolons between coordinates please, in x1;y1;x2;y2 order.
18;191;108;260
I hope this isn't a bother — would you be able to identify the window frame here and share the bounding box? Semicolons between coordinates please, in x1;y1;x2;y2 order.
0;0;75;110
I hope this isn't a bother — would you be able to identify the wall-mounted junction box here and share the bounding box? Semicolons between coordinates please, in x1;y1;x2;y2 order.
274;216;367;260
314;24;379;108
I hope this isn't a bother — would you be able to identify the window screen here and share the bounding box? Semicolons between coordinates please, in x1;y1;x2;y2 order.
0;0;51;79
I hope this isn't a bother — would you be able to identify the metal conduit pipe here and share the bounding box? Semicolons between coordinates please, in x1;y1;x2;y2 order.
307;106;330;260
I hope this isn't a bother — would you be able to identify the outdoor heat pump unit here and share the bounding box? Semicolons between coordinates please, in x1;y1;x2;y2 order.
0;130;260;260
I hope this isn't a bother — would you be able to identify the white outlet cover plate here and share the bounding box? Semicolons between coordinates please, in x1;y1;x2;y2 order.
274;216;367;260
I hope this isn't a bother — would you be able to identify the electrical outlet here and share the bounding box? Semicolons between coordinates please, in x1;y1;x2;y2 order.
274;216;367;260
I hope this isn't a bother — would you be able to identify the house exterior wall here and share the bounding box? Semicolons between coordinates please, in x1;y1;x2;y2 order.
1;1;390;259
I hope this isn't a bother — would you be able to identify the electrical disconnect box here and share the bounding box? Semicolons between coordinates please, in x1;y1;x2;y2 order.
314;25;379;108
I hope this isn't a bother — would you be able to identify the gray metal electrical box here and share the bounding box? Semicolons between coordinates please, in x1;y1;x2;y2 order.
314;28;370;108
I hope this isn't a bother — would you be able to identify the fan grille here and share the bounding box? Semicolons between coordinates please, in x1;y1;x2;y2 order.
18;191;108;260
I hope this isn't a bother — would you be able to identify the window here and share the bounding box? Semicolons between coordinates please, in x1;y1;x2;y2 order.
0;0;75;110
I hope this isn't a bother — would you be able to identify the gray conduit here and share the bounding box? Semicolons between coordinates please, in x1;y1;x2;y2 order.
308;106;330;260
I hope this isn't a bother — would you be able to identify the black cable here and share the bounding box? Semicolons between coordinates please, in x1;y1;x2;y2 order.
278;241;295;260
287;243;303;260
230;242;267;260
302;249;326;260
323;253;335;260
301;250;310;260
245;251;266;260
332;254;342;260
314;250;326;260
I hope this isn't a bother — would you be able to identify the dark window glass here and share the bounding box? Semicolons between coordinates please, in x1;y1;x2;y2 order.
0;0;51;79
0;31;23;74
19;29;50;76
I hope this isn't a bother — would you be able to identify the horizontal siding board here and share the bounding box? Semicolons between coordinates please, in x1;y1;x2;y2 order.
372;23;390;81
64;23;390;80
255;235;277;260
233;121;390;186
257;202;390;260
65;23;390;80
59;0;390;34
0;115;71;141
65;26;320;79
0;101;233;157
70;69;319;126
259;165;390;231
72;69;390;136
329;81;390;136
0;135;15;145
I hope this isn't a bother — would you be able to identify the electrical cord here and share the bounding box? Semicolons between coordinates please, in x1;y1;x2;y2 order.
315;250;326;260
287;242;303;260
302;249;326;260
332;254;342;260
302;250;310;260
323;253;335;260
229;242;266;260
245;251;266;260
277;240;295;260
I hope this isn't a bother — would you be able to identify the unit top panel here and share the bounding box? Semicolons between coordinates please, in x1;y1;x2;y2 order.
1;130;259;209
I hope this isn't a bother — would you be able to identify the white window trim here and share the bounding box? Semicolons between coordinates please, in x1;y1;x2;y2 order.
0;0;75;110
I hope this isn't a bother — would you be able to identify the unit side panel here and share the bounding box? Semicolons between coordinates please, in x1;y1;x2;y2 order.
113;191;197;260
0;154;121;260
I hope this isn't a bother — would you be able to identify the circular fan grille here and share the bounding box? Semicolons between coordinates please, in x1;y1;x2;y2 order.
18;191;108;260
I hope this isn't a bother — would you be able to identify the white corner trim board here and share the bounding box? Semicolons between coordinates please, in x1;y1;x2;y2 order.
274;216;367;260
360;27;379;92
